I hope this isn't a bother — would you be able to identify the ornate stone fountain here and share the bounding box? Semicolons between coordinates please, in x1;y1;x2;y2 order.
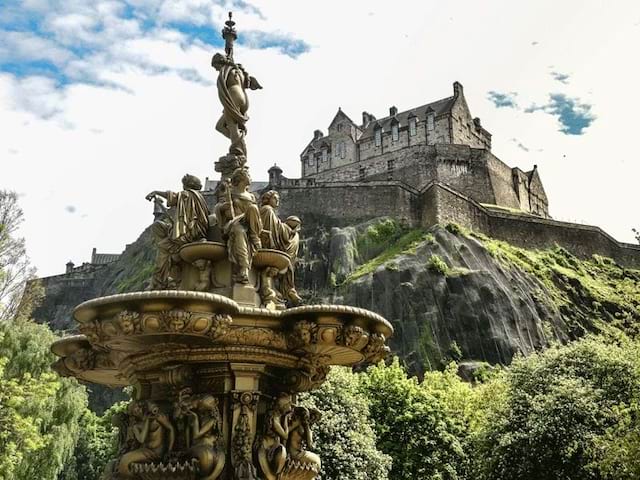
51;13;392;480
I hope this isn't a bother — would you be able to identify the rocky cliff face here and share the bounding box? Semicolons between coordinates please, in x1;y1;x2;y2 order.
35;218;640;381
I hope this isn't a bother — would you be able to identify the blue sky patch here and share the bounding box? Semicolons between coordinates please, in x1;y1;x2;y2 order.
526;94;596;135
487;91;518;108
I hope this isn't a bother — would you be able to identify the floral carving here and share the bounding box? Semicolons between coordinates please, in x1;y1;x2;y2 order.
232;391;260;480
210;314;232;340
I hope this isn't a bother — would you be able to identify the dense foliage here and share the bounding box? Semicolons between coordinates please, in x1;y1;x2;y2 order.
299;367;391;480
0;319;88;480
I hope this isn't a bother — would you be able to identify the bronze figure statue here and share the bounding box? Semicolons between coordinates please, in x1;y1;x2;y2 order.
258;393;293;480
146;174;209;289
117;401;176;477
284;407;322;478
259;191;302;304
176;391;226;480
211;53;261;165
216;168;263;284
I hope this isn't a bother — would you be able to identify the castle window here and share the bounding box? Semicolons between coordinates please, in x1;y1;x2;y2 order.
337;123;343;132
359;167;366;180
391;123;399;142
427;114;435;131
322;149;328;162
308;155;315;166
387;159;395;179
409;118;417;136
374;127;382;147
340;142;346;159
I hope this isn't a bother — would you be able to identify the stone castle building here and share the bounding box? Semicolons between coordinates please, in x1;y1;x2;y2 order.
269;82;548;218
264;82;640;267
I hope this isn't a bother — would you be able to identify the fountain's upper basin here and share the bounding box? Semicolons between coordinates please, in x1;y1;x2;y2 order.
51;290;393;388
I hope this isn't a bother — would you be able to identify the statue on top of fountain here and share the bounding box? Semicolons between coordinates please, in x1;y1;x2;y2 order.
212;12;262;178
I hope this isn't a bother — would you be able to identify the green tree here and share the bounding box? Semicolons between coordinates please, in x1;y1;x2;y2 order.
0;319;88;480
58;400;127;480
298;367;391;480
360;359;474;480
0;191;35;322
473;335;640;480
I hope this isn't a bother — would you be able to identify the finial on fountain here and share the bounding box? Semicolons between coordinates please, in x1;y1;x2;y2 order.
222;11;237;61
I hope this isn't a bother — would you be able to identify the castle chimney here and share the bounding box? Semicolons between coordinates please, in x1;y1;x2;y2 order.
473;117;481;128
313;129;323;140
91;247;97;264
453;81;463;97
389;106;398;116
66;261;75;274
362;111;371;128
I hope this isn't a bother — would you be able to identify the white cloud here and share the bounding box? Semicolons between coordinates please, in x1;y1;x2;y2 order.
0;30;73;64
3;75;67;119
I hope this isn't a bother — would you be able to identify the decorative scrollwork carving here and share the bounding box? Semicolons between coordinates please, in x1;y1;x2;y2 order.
232;391;260;480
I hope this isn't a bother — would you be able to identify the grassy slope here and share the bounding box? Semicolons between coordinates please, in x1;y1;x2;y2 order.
342;220;640;338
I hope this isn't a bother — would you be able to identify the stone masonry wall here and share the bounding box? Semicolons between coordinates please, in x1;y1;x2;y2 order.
275;182;418;227
272;180;640;268
425;184;640;268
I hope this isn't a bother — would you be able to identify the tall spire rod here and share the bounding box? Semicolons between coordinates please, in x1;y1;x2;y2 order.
222;11;237;61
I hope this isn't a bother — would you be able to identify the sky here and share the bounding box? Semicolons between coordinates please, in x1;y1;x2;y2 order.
1;0;640;277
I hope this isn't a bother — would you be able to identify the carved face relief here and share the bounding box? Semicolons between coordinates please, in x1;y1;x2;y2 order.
163;309;190;332
343;325;366;348
66;347;96;372
118;311;140;335
290;320;317;349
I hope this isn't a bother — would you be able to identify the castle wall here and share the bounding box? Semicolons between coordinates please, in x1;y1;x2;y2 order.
485;154;522;210
358;118;431;163
431;146;495;205
425;183;640;268
426;115;452;146
275;182;417;226
527;170;549;217
272;181;640;269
